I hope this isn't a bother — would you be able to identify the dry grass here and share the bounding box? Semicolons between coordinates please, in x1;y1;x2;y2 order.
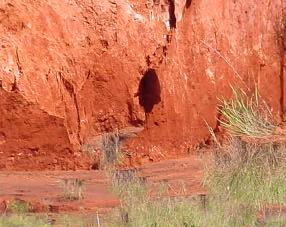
8;200;30;214
104;87;286;226
219;87;275;137
205;137;286;206
0;215;49;227
107;171;203;227
100;131;123;167
82;127;143;169
203;88;286;225
60;178;85;201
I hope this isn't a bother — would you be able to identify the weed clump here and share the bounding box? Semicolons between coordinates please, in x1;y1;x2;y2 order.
204;88;286;225
108;170;202;227
100;131;123;167
219;87;275;137
205;137;286;206
82;127;144;169
60;178;85;201
0;215;49;227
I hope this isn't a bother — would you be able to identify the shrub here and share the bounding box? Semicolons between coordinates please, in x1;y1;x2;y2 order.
82;127;144;169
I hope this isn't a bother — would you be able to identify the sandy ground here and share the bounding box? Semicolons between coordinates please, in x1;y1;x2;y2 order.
0;155;206;214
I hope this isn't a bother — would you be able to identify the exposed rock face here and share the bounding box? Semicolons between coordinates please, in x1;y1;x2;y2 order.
0;0;285;169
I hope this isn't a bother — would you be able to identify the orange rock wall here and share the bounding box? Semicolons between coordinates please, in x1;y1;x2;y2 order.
0;0;285;169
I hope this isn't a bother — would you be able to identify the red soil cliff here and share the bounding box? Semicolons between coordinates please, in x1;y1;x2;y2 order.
0;0;285;170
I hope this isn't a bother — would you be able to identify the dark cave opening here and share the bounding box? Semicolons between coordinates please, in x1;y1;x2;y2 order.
185;0;192;8
168;0;177;29
138;69;161;113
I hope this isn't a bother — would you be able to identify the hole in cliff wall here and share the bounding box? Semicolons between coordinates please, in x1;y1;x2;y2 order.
168;0;176;28
138;69;161;113
185;0;192;8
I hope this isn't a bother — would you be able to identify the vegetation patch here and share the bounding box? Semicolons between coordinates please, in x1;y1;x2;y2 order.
60;178;85;201
0;215;49;227
219;87;275;137
1;89;285;226
104;88;286;226
8;199;30;214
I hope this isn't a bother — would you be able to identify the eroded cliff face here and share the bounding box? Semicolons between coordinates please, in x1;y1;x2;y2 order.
0;0;285;169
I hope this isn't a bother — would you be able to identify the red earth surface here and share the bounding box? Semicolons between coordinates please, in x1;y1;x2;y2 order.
0;156;206;214
0;0;285;221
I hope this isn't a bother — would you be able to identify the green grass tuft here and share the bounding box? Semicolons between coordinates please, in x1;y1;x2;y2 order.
219;87;275;137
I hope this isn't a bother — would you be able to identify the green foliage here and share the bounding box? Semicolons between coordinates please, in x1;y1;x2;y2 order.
8;200;30;214
108;170;263;227
0;215;49;227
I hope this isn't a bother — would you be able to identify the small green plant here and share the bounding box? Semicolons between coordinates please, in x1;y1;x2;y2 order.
60;178;85;201
111;170;147;201
8;200;30;214
219;87;275;137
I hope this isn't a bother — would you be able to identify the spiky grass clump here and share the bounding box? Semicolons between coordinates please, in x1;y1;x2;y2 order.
219;88;275;137
205;89;286;224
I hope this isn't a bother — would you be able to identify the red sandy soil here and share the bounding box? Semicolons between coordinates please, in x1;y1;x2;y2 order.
0;152;284;225
0;0;285;170
0;156;205;214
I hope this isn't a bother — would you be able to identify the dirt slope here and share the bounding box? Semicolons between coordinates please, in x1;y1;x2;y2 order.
0;0;285;169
